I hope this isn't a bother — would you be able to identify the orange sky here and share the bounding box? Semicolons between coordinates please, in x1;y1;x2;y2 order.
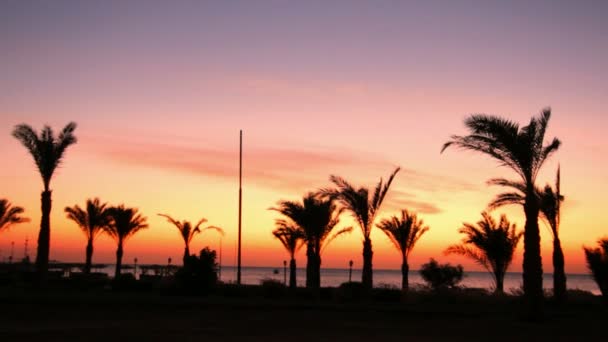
0;1;607;273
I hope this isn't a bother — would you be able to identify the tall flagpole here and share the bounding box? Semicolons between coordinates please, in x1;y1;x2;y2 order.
237;130;243;285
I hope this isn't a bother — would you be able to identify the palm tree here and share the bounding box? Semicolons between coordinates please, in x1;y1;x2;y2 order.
583;238;608;299
445;212;522;294
323;167;400;290
442;108;560;314
538;167;566;301
12;122;77;278
64;198;110;274
0;199;30;233
487;167;567;301
377;209;429;290
105;205;148;279
158;213;224;265
272;223;305;288
271;192;351;289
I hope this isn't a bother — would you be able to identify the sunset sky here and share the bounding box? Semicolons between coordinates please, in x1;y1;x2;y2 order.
1;0;607;274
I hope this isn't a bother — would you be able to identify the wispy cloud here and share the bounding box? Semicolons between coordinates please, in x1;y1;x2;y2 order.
89;135;477;209
384;189;443;215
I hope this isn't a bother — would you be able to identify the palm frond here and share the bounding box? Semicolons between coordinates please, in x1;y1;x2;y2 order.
583;238;608;293
321;226;353;254
200;225;224;236
273;224;305;256
105;205;148;243
447;211;522;289
487;192;525;210
329;168;399;239
12;122;77;189
0;199;30;232
270;192;347;255
377;209;429;258
442;109;560;187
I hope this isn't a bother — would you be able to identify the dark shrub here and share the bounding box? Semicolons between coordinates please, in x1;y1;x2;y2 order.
260;278;286;298
372;284;401;302
68;272;109;289
112;273;138;291
173;247;218;294
336;281;365;301
419;258;464;291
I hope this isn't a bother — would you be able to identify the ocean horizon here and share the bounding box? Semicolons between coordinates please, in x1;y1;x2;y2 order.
70;263;601;295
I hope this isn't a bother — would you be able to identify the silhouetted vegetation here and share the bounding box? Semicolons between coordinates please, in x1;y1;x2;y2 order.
323;167;400;290
104;205;148;279
443;108;560;318
173;247;219;294
419;258;464;291
158;213;224;265
583;238;608;300
65;198;110;274
487;167;567;301
271;192;351;289
539;168;567;302
12;122;77;282
377;209;429;290
272;223;304;288
445;212;521;294
0;199;29;233
259;278;287;298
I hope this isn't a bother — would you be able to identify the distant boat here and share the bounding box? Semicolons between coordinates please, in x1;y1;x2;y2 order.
273;269;279;275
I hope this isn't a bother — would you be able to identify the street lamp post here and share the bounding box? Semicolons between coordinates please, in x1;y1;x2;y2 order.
349;260;353;283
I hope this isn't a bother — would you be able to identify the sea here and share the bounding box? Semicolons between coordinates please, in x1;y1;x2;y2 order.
96;264;601;295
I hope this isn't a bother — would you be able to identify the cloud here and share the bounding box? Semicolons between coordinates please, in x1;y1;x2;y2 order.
384;189;443;215
88;135;477;203
90;137;389;192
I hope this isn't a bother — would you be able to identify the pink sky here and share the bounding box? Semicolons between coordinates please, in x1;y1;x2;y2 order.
0;1;607;273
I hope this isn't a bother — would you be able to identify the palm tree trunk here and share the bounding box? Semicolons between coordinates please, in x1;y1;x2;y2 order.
523;193;544;319
495;270;504;294
115;242;123;279
313;252;321;289
36;190;52;283
552;237;567;302
84;238;93;274
289;257;297;289
401;261;409;291
183;245;190;265
362;237;373;289
305;243;314;288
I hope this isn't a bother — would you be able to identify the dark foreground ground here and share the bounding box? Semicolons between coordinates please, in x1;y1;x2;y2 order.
0;288;606;342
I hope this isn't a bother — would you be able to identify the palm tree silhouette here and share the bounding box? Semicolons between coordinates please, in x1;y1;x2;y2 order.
0;199;30;233
583;238;608;299
323;167;400;290
105;205;148;279
12;122;77;279
445;212;522;294
442;108;560;315
377;209;429;290
158;213;224;265
271;192;351;289
64;198;110;274
539;168;566;301
272;223;305;289
487;167;567;301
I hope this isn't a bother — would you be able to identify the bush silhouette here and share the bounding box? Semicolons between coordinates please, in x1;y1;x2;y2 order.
173;247;218;294
419;258;464;291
